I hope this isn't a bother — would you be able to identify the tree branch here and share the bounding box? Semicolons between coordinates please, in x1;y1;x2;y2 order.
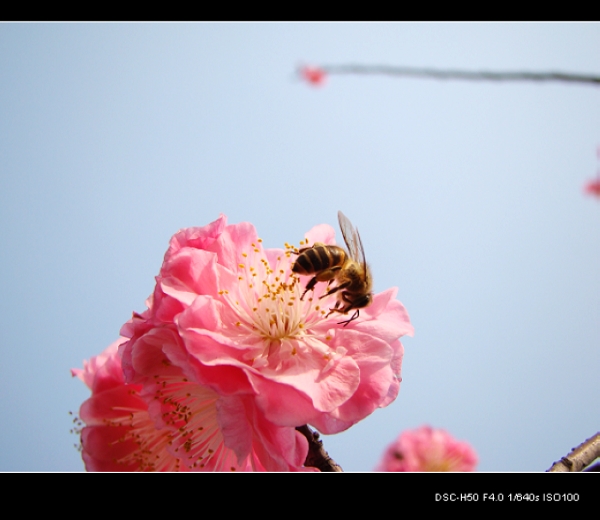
304;64;600;87
296;425;343;472
547;432;600;472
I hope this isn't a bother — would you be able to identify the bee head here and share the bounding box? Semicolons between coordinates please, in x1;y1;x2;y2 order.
355;292;373;309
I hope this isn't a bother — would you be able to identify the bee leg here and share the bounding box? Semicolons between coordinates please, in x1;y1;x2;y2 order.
325;301;342;318
319;280;350;300
300;276;319;300
325;304;359;326
338;310;359;327
298;265;340;301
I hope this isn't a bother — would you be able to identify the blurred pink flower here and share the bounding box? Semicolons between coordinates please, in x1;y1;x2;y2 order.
584;145;600;198
73;337;310;471
299;65;327;86
375;425;478;472
127;214;413;434
584;176;600;198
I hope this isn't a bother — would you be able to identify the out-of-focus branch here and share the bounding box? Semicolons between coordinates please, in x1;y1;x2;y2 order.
547;432;600;472
296;425;343;472
300;64;600;87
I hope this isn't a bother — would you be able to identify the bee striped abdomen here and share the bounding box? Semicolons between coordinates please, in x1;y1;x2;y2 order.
292;245;346;275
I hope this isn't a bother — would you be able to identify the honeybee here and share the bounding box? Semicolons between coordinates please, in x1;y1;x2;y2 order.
292;211;373;326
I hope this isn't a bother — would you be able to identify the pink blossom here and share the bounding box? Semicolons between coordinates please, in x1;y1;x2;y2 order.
74;213;412;471
375;425;478;472
73;337;310;471
299;65;327;86
132;214;413;435
584;176;600;198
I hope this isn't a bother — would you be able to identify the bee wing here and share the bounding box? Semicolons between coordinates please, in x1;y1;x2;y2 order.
338;210;366;265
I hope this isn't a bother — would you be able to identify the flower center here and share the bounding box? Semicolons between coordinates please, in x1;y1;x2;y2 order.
100;375;245;471
225;240;334;340
217;239;339;369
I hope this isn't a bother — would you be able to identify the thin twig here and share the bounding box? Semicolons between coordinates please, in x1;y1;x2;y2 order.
547;432;600;472
296;425;343;472
311;64;600;87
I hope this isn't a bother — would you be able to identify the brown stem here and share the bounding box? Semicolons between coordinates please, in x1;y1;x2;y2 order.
296;425;343;472
547;432;600;472
305;64;600;87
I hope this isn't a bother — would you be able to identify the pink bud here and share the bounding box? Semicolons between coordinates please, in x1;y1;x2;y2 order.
300;65;327;86
584;177;600;198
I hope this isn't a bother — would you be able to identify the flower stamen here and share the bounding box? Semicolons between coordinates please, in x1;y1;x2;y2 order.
215;238;341;368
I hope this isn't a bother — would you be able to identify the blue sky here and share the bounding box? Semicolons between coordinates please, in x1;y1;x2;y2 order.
1;22;599;471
